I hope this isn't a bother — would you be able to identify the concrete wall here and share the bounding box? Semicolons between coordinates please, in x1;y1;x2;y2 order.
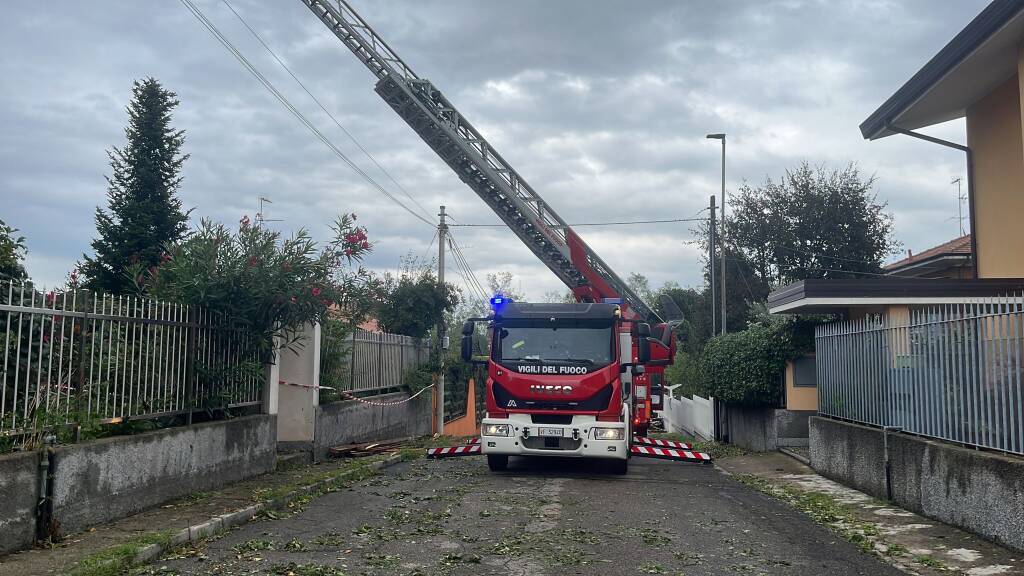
967;73;1024;278
49;414;276;536
313;391;432;460
810;416;1024;552
277;323;319;446
0;451;40;555
809;416;887;498
725;405;814;451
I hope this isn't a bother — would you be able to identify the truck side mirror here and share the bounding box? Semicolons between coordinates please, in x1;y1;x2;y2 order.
461;334;474;363
637;323;651;364
461;321;474;336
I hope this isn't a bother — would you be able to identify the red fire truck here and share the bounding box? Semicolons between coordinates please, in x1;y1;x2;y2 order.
461;300;653;474
299;0;685;470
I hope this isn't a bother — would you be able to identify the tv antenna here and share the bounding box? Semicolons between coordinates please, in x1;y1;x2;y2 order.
256;196;284;227
951;177;966;236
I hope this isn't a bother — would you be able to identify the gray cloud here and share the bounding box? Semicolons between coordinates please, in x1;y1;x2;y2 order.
0;0;987;302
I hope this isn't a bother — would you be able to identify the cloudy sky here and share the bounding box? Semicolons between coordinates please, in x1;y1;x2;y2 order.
1;0;987;301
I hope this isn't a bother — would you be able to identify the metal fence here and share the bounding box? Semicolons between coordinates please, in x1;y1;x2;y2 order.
320;327;430;397
816;295;1024;456
1;282;262;437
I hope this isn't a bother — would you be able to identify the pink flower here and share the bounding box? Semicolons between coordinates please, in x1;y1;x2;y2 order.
343;248;353;256
247;256;259;267
240;215;251;228
311;287;321;297
290;296;297;304
360;240;369;249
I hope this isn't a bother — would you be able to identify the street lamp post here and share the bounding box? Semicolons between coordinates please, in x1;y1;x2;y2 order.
706;133;726;335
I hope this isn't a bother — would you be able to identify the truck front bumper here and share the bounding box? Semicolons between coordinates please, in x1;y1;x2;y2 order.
480;415;628;460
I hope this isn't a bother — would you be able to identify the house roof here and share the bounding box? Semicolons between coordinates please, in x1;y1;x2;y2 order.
767;277;1024;314
860;0;1024;140
884;234;972;275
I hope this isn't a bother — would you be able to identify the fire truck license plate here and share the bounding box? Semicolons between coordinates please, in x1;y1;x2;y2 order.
538;427;563;437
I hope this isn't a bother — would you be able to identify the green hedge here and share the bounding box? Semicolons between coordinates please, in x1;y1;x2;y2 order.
697;312;825;407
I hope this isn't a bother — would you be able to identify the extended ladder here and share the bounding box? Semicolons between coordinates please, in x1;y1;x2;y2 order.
298;0;660;323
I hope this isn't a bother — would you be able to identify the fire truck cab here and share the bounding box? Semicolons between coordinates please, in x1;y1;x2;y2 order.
461;300;650;474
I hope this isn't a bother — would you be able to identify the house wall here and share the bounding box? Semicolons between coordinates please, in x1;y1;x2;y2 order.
967;73;1024;278
784;359;817;411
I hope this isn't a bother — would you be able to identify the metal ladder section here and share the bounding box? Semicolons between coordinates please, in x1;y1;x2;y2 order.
299;0;659;323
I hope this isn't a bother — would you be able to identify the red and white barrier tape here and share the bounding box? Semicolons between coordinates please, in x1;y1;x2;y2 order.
278;380;434;407
630;445;711;462
426;444;481;458
634;436;692;450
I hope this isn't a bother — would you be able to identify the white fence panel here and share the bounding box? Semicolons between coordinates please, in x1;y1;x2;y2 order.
662;389;714;440
691;394;714;439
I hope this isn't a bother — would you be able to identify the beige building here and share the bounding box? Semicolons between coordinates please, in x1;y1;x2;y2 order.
859;1;1024;279
772;2;1024;411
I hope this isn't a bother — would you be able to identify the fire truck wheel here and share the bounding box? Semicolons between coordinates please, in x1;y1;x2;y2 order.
610;457;628;475
487;454;509;471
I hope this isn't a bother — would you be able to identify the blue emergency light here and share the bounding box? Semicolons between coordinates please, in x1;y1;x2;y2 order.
602;298;623;304
490;295;505;306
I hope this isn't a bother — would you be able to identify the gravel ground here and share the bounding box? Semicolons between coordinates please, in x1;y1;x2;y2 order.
140;453;901;576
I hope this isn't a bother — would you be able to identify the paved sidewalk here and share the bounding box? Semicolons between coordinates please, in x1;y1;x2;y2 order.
717;452;1024;576
0;452;405;576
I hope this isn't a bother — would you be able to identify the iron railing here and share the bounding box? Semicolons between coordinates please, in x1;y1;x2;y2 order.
1;281;262;437
816;295;1024;455
320;327;429;397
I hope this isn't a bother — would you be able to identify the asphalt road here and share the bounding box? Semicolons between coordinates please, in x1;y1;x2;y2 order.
149;454;902;576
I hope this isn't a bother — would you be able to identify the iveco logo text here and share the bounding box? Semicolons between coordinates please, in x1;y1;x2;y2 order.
530;384;574;393
516;365;589;375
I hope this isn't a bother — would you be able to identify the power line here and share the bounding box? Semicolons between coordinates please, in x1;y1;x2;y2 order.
420;229;438;263
219;0;435;225
445;226;490;302
446;232;489;304
178;0;434;228
450;238;489;303
449;216;709;228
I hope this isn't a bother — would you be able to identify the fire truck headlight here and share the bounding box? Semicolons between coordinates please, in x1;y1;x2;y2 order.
482;424;511;437
592;427;624;440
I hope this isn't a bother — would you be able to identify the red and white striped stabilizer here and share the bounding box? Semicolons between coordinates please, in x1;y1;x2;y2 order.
630;445;712;463
426;444;482;458
633;436;693;450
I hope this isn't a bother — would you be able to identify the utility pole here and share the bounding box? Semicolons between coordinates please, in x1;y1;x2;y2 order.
709;195;717;337
706;133;726;334
436;205;448;434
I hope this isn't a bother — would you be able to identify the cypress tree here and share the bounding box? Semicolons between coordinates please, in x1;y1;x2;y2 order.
81;77;190;293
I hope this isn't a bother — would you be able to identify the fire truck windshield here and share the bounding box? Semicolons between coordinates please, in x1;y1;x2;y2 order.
495;324;614;369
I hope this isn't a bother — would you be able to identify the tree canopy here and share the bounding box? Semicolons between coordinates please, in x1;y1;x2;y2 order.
81;77;190;293
0;219;28;283
376;260;459;339
729;161;898;288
